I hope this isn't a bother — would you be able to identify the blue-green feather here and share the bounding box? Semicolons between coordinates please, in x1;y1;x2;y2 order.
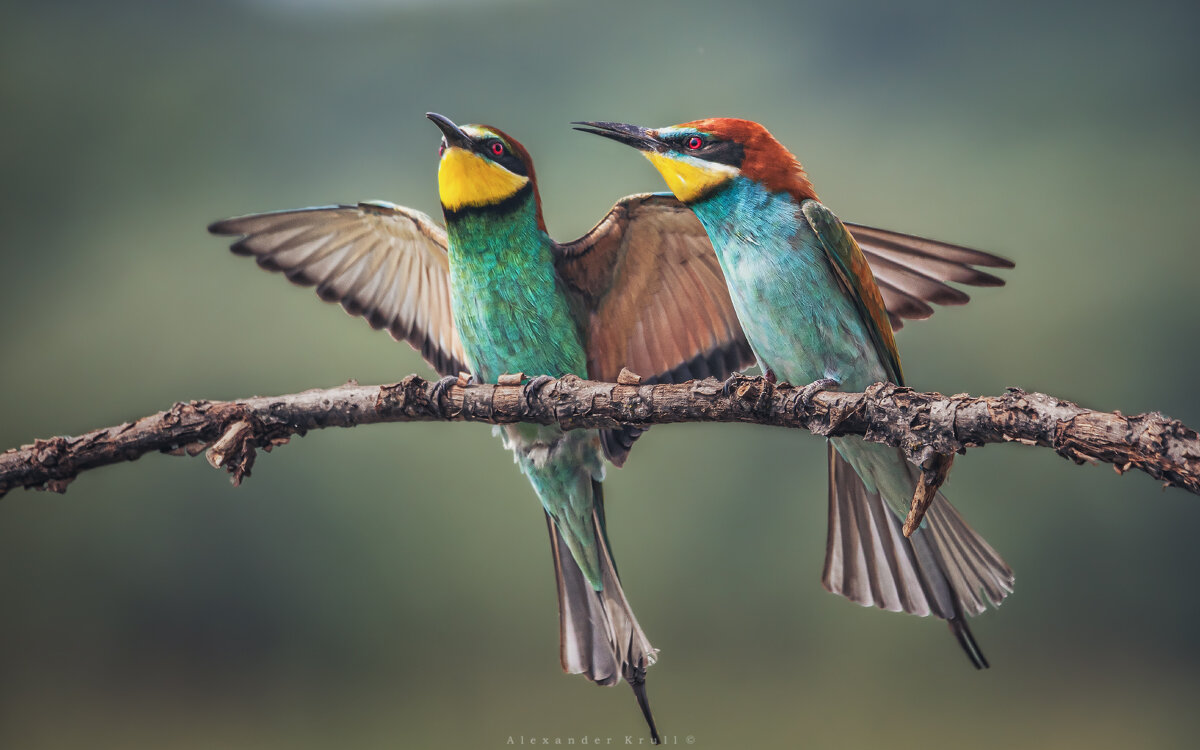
444;196;606;587
690;178;887;392
690;178;922;517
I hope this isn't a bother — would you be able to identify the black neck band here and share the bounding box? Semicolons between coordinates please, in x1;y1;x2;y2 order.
443;182;534;224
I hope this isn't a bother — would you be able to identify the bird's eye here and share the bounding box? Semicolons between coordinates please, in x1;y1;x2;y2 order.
686;136;703;150
438;140;446;157
490;141;505;156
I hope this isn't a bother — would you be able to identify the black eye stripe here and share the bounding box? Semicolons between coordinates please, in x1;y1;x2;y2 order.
672;135;744;168
473;137;528;176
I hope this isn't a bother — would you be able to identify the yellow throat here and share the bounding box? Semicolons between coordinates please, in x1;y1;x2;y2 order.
644;151;736;203
438;147;529;211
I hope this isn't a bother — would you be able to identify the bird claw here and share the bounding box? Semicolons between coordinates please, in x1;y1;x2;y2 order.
429;374;466;411
722;368;777;399
796;377;839;410
523;374;555;410
721;371;749;398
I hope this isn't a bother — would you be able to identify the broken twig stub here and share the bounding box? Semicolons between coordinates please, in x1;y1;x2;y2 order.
904;452;955;537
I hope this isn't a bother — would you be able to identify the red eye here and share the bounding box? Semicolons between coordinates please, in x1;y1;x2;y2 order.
686;136;703;150
491;141;505;156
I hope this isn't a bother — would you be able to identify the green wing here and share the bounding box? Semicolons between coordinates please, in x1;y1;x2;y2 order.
801;200;905;385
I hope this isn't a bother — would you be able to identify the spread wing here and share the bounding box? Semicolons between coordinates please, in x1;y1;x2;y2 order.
845;222;1014;331
209;201;468;376
554;193;1014;463
555;193;755;465
802;200;905;385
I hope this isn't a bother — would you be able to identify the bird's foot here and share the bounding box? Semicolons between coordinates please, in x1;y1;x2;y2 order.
721;371;751;398
429;373;470;412
795;377;839;411
722;367;778;398
523;374;556;411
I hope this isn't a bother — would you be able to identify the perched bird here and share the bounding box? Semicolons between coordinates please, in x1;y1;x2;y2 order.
576;118;1015;667
209;114;1012;737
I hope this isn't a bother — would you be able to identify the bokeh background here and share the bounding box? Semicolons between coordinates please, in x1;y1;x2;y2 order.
3;0;1199;747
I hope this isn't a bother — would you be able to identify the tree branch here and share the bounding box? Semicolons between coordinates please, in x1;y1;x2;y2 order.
2;375;1198;507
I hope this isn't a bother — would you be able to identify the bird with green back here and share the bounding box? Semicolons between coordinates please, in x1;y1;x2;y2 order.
577;117;1015;668
210;113;1013;738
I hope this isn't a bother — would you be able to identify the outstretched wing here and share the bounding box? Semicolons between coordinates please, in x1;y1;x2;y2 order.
845;222;1014;331
209;201;468;376
556;193;1014;463
555;193;755;465
802;200;905;385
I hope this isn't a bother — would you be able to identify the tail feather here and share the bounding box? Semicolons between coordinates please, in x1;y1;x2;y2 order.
546;512;620;683
545;481;659;741
823;444;949;617
627;662;660;745
822;445;1013;667
907;509;991;669
923;498;1013;614
948;618;990;670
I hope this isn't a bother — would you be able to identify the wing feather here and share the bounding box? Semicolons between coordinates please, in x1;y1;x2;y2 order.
846;222;1014;271
210;202;467;376
556;194;755;387
802;200;905;384
846;222;1013;330
555;193;1015;463
556;193;756;466
876;282;936;330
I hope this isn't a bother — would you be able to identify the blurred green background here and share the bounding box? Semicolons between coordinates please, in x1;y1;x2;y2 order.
2;0;1199;747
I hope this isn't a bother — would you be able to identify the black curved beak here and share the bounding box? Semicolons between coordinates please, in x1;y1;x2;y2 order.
426;112;474;150
572;121;663;152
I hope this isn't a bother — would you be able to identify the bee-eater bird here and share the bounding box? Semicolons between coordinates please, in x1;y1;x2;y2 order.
576;118;1015;668
209;114;1013;737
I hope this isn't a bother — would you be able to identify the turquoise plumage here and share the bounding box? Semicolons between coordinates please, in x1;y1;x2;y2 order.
211;113;1019;737
444;198;607;586
210;115;766;743
577;117;1015;667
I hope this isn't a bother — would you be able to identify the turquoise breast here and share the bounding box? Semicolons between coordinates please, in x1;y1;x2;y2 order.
689;178;888;392
443;203;586;383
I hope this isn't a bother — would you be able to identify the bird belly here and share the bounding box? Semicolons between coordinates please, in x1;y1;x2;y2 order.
451;292;584;384
711;224;888;392
693;188;916;511
721;251;910;506
445;230;604;581
499;422;606;585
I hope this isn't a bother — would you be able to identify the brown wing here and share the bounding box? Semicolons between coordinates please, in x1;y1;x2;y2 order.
209;201;468;376
844;222;1014;331
556;193;753;385
555;193;755;465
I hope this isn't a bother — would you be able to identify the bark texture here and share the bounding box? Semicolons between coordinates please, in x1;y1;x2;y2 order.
2;374;1197;500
